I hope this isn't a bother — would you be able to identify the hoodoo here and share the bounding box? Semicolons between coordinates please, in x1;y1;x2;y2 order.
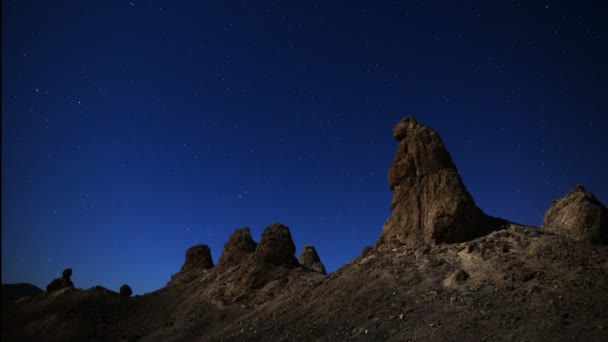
299;245;327;274
541;184;608;244
376;116;487;248
217;227;257;267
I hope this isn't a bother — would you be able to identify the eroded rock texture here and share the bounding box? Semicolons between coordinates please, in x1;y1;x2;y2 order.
376;116;486;248
541;184;608;244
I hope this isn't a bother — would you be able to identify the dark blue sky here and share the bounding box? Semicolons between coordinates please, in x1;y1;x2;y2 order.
2;1;607;294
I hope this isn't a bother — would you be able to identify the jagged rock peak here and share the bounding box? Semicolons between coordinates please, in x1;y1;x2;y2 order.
180;244;214;272
46;267;75;293
299;245;327;274
376;116;487;249
541;185;607;244
217;227;257;267
254;222;298;267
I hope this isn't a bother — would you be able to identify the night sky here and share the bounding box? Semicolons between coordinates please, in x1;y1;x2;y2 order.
2;1;607;295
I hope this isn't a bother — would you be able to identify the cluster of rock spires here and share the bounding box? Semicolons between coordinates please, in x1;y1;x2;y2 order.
26;116;608;304
170;222;326;289
3;115;607;342
41;116;607;301
164;116;605;297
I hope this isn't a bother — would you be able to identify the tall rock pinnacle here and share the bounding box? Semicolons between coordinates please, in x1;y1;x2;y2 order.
541;185;607;244
376;116;486;248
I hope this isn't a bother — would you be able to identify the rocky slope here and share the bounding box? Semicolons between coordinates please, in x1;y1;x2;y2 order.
3;116;607;342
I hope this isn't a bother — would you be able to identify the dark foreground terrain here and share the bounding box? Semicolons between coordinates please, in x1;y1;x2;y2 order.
3;117;607;341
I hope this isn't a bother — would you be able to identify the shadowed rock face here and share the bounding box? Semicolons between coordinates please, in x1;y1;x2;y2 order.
46;268;75;293
217;227;257;267
376;116;486;248
180;244;214;272
541;185;608;244
299;245;327;274
254;223;298;267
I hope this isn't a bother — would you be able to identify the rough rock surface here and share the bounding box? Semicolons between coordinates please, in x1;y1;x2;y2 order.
376;116;487;248
299;245;327;274
254;223;299;267
181;244;214;271
541;185;608;244
217;227;257;267
45;268;75;293
119;284;133;297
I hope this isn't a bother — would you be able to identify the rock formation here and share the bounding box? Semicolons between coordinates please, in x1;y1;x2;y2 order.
541;185;608;244
217;227;257;267
299;245;327;274
254;223;299;267
46;268;75;293
180;244;214;272
376;116;487;248
120;284;133;297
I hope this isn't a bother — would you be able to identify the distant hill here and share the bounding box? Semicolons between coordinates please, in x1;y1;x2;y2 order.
2;283;43;304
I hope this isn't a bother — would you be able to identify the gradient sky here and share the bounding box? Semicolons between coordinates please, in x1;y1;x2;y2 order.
2;1;607;295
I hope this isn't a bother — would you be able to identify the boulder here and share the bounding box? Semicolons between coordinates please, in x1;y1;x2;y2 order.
120;284;133;297
217;227;258;267
376;116;487;248
254;223;298;267
541;185;607;244
180;244;214;272
299;245;327;274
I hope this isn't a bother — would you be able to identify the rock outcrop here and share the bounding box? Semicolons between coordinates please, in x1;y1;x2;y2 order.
299;245;327;274
46;268;75;293
254;223;299;267
541;185;608;244
376;116;487;248
120;284;133;297
180;244;214;272
217;227;257;267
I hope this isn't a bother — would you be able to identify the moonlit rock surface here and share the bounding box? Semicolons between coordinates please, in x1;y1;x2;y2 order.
376;116;486;248
541;185;608;244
